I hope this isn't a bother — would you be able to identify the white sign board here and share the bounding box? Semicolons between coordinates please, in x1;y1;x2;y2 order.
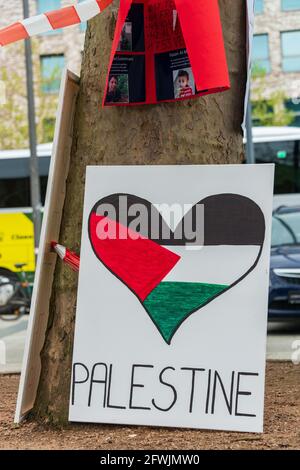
69;164;274;432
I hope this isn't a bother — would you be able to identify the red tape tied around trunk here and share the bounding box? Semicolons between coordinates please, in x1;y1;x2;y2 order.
51;242;80;272
0;1;112;47
0;0;229;107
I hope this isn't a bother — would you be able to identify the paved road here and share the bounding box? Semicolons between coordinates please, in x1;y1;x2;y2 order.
0;316;28;374
0;317;299;374
267;321;300;361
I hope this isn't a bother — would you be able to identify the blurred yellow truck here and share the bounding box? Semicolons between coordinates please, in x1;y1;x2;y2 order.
0;211;35;274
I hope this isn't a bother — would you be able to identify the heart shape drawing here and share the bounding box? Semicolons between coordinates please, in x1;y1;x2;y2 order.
88;193;265;344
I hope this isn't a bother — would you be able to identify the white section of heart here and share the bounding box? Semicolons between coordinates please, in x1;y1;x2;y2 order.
153;203;194;232
161;245;261;286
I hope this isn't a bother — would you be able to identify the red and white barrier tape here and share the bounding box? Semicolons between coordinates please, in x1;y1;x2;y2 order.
0;0;112;47
51;241;80;272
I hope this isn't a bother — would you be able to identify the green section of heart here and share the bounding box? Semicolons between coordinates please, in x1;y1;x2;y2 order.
143;282;228;344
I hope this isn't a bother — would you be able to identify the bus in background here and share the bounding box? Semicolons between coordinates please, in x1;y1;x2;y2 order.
0;143;51;282
0;127;300;279
251;126;300;198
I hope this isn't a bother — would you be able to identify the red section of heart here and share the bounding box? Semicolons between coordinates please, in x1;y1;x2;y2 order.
89;213;180;301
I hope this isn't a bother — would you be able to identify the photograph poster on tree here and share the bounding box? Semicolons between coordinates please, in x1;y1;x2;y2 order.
104;0;230;106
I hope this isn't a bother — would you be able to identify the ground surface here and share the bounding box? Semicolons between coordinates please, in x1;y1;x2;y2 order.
0;362;299;450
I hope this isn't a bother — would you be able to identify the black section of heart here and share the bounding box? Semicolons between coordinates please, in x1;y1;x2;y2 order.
90;193;265;247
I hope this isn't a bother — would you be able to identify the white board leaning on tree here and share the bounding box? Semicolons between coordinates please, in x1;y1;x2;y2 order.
14;2;256;424
69;164;274;433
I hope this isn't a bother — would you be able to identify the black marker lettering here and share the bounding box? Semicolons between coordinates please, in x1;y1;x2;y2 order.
235;372;259;417
152;366;177;412
88;362;108;407
107;364;126;409
205;369;211;414
129;364;154;410
211;371;235;415
181;367;205;413
72;362;89;406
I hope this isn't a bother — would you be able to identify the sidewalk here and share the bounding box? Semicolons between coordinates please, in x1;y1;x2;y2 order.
0;362;299;449
0;316;28;374
0;317;28;374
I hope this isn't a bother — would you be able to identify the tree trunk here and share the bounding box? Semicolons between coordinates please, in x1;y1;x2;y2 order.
33;0;247;424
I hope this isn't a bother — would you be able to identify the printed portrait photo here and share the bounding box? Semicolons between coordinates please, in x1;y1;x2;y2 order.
173;67;196;100
105;74;129;104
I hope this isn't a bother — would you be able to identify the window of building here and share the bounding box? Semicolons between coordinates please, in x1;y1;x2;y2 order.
37;0;62;34
281;31;300;72
255;0;264;14
282;0;300;11
252;34;270;73
41;55;65;93
37;0;61;13
285;98;300;126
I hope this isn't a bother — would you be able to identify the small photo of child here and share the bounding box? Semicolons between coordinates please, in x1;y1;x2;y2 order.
173;68;196;100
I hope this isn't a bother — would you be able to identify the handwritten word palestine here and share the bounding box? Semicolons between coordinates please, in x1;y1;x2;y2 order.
72;362;259;418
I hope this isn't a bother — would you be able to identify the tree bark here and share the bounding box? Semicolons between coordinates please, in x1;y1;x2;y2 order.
33;0;247;424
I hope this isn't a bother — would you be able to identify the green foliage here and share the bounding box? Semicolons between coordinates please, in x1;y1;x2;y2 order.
42;117;56;143
251;63;295;127
0;40;59;150
251;62;268;79
0;64;28;149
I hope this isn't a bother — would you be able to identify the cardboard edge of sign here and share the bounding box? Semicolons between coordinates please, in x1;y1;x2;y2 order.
14;68;80;424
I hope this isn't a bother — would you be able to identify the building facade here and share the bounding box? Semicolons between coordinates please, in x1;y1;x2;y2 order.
0;0;86;148
253;0;300;125
1;0;300;141
0;0;85;75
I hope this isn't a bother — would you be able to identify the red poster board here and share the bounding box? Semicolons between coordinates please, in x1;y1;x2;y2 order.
104;0;230;107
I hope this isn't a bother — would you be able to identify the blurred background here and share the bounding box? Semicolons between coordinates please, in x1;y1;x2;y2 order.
0;1;299;372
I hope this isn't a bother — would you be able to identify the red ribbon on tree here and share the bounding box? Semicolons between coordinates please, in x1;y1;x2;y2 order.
51;242;80;272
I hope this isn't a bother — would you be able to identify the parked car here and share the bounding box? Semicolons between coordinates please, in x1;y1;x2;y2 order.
269;206;300;320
